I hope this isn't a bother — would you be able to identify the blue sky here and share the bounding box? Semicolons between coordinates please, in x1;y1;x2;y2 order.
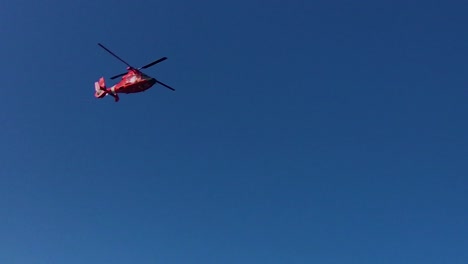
1;0;467;263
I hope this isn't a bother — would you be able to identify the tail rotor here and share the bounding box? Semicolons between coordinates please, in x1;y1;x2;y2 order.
94;77;107;98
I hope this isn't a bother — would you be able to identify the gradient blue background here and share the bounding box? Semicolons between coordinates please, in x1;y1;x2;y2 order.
1;1;467;263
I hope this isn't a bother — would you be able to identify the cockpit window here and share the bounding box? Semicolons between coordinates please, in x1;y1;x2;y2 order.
126;75;138;83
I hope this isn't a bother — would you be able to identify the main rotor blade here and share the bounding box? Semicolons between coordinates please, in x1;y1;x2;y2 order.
110;72;127;80
98;43;133;68
156;80;175;91
140;57;167;69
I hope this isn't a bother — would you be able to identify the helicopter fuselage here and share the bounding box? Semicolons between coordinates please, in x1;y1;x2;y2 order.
113;68;156;94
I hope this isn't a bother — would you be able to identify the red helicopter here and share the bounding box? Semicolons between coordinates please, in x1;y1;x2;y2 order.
94;43;175;102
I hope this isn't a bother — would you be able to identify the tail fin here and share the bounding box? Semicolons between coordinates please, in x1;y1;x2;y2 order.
94;77;119;102
94;77;107;98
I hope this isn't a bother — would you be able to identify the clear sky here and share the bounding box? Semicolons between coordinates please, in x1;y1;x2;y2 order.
1;1;467;263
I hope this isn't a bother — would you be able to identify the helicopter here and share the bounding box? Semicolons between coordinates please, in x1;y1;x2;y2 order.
94;43;175;102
